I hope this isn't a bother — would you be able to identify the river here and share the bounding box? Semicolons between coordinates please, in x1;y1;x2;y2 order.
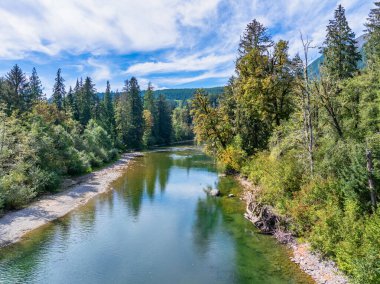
0;147;313;283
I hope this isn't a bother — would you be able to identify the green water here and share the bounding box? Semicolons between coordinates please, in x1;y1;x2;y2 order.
0;148;313;284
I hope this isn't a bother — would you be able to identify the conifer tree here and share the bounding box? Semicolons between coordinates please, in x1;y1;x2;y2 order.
143;82;158;145
3;65;28;113
65;86;77;117
365;2;380;65
78;77;97;125
28;67;44;104
102;81;115;138
52;68;65;111
115;80;130;148
156;94;172;145
238;19;273;57
321;5;361;79
126;77;144;148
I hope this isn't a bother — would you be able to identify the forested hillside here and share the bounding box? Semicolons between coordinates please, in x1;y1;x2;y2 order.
191;3;380;283
97;86;223;103
148;87;224;101
0;72;193;212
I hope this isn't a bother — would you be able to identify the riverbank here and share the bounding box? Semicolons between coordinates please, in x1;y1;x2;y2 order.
0;152;142;248
238;177;349;284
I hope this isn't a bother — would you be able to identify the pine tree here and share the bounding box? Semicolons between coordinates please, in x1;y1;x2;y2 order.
78;77;97;125
321;5;361;79
238;19;273;57
365;2;380;65
65;86;77;117
52;68;65;111
143;82;158;145
28;67;44;105
156;94;172;145
3;65;28;113
126;77;144;148
115;80;130;148
102;81;115;138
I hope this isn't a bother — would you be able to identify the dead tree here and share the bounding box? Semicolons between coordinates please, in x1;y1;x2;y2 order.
299;33;315;175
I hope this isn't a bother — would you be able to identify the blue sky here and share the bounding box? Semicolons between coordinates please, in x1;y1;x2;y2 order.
0;0;373;94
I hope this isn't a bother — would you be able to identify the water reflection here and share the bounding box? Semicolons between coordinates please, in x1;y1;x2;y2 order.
112;150;217;218
0;147;313;284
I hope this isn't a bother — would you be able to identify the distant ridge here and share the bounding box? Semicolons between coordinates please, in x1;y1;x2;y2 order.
148;86;224;101
98;86;224;101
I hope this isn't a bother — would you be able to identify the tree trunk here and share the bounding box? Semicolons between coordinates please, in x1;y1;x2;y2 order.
366;149;377;210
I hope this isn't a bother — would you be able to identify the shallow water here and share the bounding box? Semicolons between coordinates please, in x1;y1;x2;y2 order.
0;148;313;283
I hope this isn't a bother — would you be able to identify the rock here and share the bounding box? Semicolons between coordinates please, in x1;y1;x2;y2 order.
228;193;235;198
218;173;226;177
210;189;220;197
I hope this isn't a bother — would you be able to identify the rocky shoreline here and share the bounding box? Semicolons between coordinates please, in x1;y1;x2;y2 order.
238;177;349;284
0;152;142;248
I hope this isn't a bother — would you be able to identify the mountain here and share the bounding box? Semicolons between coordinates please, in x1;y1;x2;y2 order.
308;34;367;77
145;86;224;101
97;86;224;102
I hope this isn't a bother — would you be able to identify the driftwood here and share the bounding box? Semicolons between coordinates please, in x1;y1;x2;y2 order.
243;189;294;244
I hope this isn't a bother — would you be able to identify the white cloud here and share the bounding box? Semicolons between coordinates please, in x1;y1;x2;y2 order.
87;58;112;81
152;69;234;86
0;0;374;88
0;0;222;59
125;53;234;76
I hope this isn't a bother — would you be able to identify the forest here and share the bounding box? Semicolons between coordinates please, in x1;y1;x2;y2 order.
0;67;193;212
191;3;380;283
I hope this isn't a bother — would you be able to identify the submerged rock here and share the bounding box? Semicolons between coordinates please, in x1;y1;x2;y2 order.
210;189;220;197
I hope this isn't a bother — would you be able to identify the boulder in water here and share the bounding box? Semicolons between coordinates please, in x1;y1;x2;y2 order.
210;189;220;197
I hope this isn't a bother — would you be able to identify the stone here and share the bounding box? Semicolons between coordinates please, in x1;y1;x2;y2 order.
210;189;220;197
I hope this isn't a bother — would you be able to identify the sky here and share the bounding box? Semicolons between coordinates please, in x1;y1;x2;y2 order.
0;0;374;94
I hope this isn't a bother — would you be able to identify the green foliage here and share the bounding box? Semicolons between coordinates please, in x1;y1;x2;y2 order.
365;2;380;66
156;94;172;145
189;7;380;282
144;86;223;101
217;135;246;173
52;68;65;111
321;5;361;79
0;103;117;212
171;102;193;142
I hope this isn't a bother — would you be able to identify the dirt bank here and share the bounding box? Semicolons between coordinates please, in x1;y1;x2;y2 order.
0;153;142;248
238;177;349;284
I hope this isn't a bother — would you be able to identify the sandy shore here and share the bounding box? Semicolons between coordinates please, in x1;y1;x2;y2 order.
0;152;142;248
238;177;349;284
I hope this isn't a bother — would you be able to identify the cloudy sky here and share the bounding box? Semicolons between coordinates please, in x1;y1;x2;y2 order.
0;0;373;93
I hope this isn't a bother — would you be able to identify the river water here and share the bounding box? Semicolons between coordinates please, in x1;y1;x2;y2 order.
0;147;313;283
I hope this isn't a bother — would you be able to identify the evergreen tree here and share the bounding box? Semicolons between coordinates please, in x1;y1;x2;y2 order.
143;82;158;145
126;77;144;148
3;64;28;114
365;2;380;65
52;68;65;111
28;67;44;105
78;77;97;125
115;80;130;148
156;94;172;145
101;81;115;139
321;5;361;79
238;19;273;57
65;86;77;118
